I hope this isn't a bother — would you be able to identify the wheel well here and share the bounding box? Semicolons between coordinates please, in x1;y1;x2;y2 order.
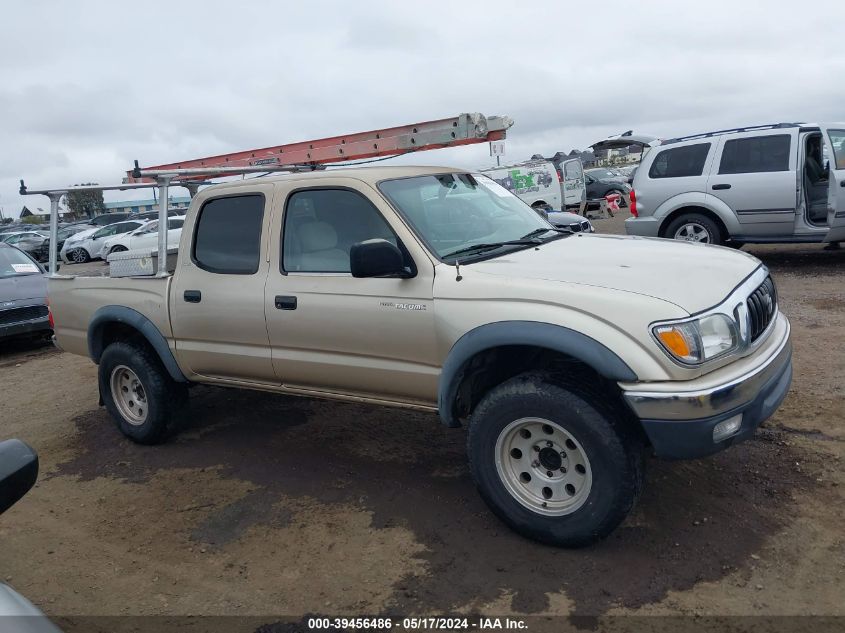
659;206;729;240
97;322;148;355
452;345;635;430
531;200;547;208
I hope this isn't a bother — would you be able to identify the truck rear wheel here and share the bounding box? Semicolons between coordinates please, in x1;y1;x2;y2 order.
98;342;187;444
467;374;643;547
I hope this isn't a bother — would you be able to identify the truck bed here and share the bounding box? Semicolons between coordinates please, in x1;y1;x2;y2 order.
48;274;173;359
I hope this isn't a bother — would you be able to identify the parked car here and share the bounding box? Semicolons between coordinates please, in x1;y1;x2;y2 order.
35;224;93;263
60;220;144;264
584;171;631;209
546;210;594;233
625;122;845;246
0;231;49;262
59;227;98;264
0;243;50;342
585;168;628;184
0;439;62;632
48;166;792;547
100;216;185;258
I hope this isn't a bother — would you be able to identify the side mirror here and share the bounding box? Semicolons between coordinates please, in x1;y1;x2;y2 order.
0;439;39;515
350;239;409;278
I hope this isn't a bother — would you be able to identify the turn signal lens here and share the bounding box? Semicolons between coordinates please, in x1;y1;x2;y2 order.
656;326;693;360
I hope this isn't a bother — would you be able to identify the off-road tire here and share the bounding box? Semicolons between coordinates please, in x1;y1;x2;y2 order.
98;342;188;445
664;212;724;245
467;373;644;547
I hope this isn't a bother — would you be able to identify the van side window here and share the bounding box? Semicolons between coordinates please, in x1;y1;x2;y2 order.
648;143;711;178
718;134;791;174
283;189;398;273
193;195;264;274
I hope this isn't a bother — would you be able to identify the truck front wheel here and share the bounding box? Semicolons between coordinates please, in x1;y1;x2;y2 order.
467;374;643;547
98;342;187;444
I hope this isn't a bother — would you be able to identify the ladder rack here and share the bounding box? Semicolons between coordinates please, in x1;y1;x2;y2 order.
21;112;514;276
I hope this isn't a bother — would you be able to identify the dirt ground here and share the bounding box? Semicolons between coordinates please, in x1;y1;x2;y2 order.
1;211;843;629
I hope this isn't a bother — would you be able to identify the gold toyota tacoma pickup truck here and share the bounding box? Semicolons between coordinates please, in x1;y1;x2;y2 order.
48;166;792;546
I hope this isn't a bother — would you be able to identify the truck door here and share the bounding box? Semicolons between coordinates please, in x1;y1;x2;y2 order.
265;179;439;406
561;159;586;210
821;126;845;243
170;184;278;384
706;130;799;237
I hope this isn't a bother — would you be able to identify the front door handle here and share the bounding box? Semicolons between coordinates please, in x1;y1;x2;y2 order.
275;295;297;310
711;183;732;190
184;290;201;303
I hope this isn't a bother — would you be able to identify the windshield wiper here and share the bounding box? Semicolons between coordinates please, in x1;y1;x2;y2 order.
443;238;542;260
520;226;571;240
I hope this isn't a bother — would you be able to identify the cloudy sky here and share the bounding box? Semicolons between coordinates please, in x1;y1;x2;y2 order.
1;0;843;217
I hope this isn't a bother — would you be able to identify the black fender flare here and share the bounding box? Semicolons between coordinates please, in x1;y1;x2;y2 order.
88;305;188;382
437;321;637;427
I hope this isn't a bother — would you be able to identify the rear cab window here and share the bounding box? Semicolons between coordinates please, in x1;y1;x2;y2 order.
648;143;711;178
192;195;265;274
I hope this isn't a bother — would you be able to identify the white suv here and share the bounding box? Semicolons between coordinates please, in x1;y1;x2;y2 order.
625;123;845;246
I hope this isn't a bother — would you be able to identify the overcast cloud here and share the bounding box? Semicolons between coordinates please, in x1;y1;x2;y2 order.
1;0;843;216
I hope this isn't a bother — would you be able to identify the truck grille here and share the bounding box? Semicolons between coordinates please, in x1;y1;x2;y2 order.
0;305;48;326
747;276;777;342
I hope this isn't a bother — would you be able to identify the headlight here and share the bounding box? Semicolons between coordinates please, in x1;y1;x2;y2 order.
653;314;738;364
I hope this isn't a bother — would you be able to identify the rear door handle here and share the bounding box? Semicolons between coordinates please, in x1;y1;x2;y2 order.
184;290;201;303
711;183;732;190
275;295;297;310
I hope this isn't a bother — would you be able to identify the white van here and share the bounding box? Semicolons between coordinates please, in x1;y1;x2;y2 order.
481;159;586;212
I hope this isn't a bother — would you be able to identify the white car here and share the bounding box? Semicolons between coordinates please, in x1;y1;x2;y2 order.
61;220;144;264
101;216;186;258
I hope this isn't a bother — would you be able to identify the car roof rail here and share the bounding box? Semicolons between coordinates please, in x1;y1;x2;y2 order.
661;122;803;145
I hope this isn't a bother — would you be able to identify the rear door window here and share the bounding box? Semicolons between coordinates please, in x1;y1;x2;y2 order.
193;195;264;274
718;134;791;174
648;143;711;178
564;161;583;179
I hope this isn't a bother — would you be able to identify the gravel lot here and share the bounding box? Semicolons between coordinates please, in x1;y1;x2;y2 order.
1;211;843;628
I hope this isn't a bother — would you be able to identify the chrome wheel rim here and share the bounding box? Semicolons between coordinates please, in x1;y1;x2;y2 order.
71;248;86;263
674;222;711;243
495;418;593;516
110;365;148;426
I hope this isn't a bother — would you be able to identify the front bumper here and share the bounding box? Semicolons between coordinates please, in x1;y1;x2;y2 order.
621;318;792;459
0;317;51;341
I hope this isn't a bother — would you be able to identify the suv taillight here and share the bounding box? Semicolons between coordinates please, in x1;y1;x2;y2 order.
629;190;638;217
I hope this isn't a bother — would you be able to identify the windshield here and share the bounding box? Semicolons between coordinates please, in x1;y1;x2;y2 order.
379;173;555;261
0;247;42;277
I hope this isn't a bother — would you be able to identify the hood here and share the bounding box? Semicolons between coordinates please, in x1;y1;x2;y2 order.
64;228;97;244
0;274;48;304
468;233;760;314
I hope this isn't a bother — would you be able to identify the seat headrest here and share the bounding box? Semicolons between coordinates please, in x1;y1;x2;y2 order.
299;221;338;252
